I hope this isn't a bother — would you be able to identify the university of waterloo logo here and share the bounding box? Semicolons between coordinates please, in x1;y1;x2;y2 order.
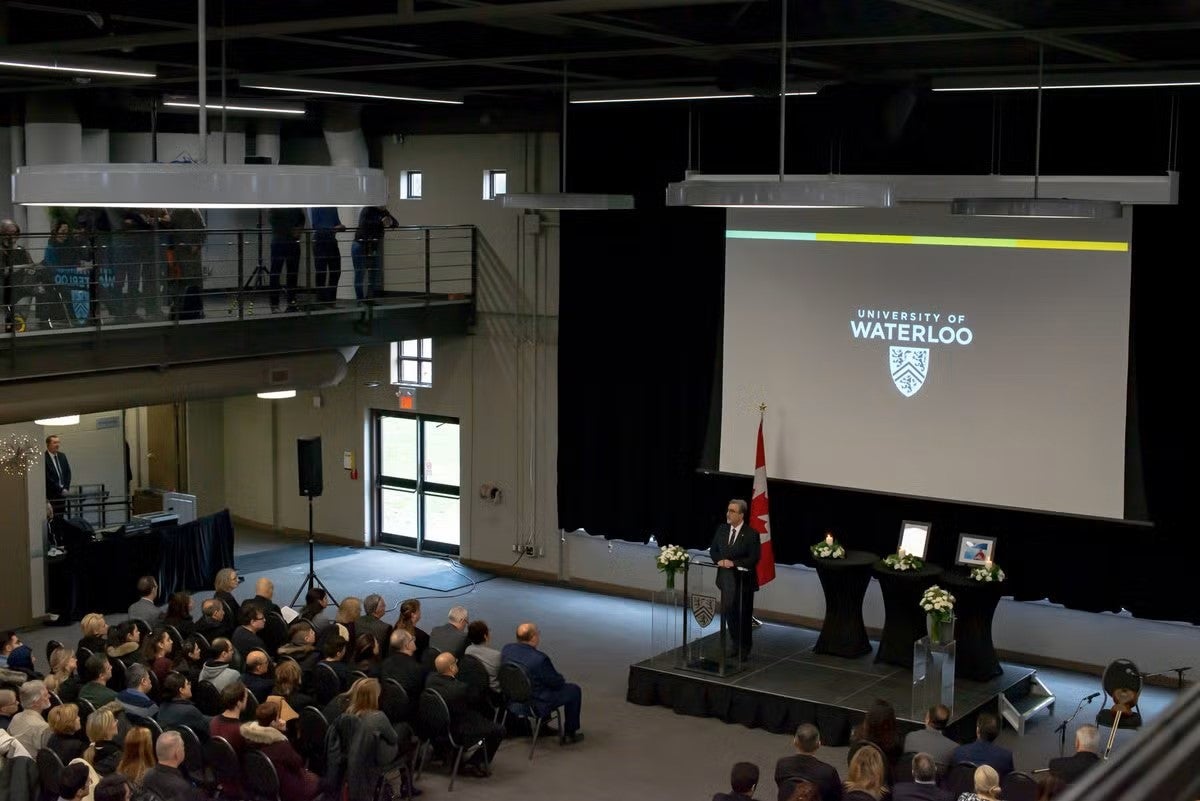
851;309;973;397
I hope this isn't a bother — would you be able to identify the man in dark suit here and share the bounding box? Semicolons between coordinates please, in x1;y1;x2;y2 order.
426;652;504;772
775;723;841;801
232;606;269;658
709;498;760;658
500;622;583;743
1048;724;1101;784
903;705;958;769
382;628;426;719
44;434;72;517
356;594;393;652
950;713;1014;778
428;606;469;659
893;753;952;801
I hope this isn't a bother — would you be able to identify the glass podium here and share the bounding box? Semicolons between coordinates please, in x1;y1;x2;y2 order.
912;634;956;718
648;558;746;677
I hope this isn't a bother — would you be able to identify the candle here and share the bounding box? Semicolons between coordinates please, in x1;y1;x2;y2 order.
825;533;834;546
985;558;993;570
898;548;906;558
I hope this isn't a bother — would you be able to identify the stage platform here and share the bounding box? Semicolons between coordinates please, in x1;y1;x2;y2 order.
627;622;1037;745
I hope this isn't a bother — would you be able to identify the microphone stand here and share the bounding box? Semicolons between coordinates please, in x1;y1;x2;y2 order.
1055;693;1097;757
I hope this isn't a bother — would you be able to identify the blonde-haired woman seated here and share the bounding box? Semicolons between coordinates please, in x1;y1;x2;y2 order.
213;567;241;619
843;743;889;801
83;709;122;776
958;765;1002;801
47;703;86;763
77;613;109;663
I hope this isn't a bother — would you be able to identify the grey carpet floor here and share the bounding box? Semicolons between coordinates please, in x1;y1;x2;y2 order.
16;534;1187;800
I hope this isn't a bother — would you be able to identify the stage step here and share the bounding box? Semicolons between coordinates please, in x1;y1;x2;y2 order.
999;671;1055;736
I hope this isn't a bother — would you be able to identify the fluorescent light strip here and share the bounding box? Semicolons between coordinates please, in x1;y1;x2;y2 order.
935;81;1200;92
163;101;305;115
244;82;461;105
572;91;816;104
0;59;155;78
726;229;1129;252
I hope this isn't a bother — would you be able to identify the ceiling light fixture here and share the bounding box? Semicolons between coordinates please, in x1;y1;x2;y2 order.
501;64;635;211
570;87;818;105
933;70;1200;93
0;58;156;79
240;74;462;105
951;46;1123;220
34;415;81;426
257;390;297;400
666;2;891;209
162;99;306;116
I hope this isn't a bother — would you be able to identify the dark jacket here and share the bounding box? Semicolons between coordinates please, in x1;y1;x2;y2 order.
213;590;240;620
380;652;425;717
116;688;160;719
1048;751;1101;784
499;642;570;713
356;616;392;653
892;781;953;801
194;615;232;642
47;733;86;763
240;721;322;801
326;711;400;801
156;700;212;739
231;627;268;659
142;763;203;801
775;753;843;801
951;740;1014;778
428;623;468;659
243;672;275;704
712;793;755;801
709;522;761;593
88;739;122;775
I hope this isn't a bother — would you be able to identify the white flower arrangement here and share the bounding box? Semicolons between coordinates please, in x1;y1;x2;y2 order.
970;563;1006;582
883;552;924;571
920;585;956;622
655;544;690;574
810;533;845;559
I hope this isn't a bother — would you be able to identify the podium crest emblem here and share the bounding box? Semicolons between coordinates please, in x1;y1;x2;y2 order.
889;346;929;397
691;594;718;627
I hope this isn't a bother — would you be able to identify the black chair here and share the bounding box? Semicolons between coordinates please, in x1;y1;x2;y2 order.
146;667;162;701
75;697;96;727
107;657;127;691
242;688;260;722
458;654;501;722
498;661;564;759
351;670;370;682
170;724;207;780
894;751;917;784
193;632;212;652
36;748;65;801
129;618;151;642
203;736;242;796
943;761;978;797
297;706;329;774
48;691;63;709
1096;658;1144;730
380;677;410;724
128;713;164;742
312;662;342;705
1002;770;1040;801
76;646;94;664
420;646;442;673
46;639;63;664
193;680;222;716
417;688;486;792
163;624;184;654
243;749;282;801
262;612;288;654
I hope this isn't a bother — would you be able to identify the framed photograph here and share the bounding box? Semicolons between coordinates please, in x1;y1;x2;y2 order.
898;520;931;559
956;534;996;566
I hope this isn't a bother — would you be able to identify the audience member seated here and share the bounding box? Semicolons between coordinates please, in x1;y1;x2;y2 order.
241;701;322;800
49;647;81;702
1047;723;1100;784
140;629;175;683
105;622;142;670
957;765;1001;801
156;672;212;738
93;774;134;801
9;680;52;753
212;568;241;620
77;613;109;664
356;594;392;651
843;745;889;801
396;599;430;661
353;634;382;676
300;588;336;632
464;621;502;692
848;699;903;772
277;623;320;671
270;659;314;714
775;723;841;801
904;705;957;770
56;762;92;801
142;731;203;801
242;650;275;702
115;725;155;787
950;713;1013;779
713;762;760;801
4;643;36;677
333;596;361;647
116;664;159;719
83;709;122;776
194;599;232;641
198;639;240;691
501;622;584;744
232;606;269;658
47;703;87;763
127;576;163;625
1035;772;1066;800
79;654;119;707
341;678;411;801
382;629;425;716
317;635;351;691
0;689;16;730
429;606;470;660
0;631;18;670
171;638;205;686
162;592;196;639
426;652;504;773
249;578;282;617
209;681;248;752
893;753;951;801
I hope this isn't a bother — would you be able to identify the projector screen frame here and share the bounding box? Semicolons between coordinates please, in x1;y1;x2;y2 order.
899;520;932;559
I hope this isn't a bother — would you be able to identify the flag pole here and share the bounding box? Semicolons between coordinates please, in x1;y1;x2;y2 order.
752;401;768;629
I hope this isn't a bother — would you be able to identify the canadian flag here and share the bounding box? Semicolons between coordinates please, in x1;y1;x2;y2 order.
749;418;776;587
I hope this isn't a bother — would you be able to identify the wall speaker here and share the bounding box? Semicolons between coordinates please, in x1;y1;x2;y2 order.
297;436;323;497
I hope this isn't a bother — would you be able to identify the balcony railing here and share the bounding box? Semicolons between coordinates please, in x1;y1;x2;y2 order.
1;224;477;337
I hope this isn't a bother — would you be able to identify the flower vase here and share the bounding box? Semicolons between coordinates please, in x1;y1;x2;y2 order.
665;571;676;591
927;613;954;646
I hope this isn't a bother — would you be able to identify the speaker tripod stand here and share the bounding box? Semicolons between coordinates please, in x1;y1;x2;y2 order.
289;493;338;608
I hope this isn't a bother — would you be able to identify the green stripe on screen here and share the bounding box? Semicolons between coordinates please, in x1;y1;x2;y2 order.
725;229;1128;252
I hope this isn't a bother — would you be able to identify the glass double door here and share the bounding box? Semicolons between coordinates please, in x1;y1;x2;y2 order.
375;411;460;554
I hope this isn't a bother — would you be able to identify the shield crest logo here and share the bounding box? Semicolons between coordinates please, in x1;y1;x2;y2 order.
691;594;718;627
889;346;929;397
71;290;90;323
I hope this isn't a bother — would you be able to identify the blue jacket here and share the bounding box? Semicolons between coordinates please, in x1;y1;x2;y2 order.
951;740;1014;778
500;642;566;711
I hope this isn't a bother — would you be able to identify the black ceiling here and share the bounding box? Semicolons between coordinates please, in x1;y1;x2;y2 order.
2;0;1199;107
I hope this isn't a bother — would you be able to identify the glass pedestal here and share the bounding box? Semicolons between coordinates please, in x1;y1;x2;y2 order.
649;587;686;668
913;635;956;718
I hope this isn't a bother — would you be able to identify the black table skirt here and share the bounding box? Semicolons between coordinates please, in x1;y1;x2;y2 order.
873;562;944;668
940;570;1005;681
813;550;878;657
46;509;235;621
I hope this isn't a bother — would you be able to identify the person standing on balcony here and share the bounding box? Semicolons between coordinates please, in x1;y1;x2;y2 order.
167;208;206;319
310;207;346;306
352;205;397;300
1;218;33;333
268;208;306;312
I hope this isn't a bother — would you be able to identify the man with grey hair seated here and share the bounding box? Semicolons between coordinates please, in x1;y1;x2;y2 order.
381;628;424;717
8;680;52;753
429;605;470;659
903;704;957;769
892;753;951;801
142;731;203;800
356;593;393;650
774;723;841;801
1048;723;1101;784
117;663;160;719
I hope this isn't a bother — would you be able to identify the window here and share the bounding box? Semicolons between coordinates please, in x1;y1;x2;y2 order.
399;170;422;200
375;412;461;554
482;169;507;200
390;338;433;387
